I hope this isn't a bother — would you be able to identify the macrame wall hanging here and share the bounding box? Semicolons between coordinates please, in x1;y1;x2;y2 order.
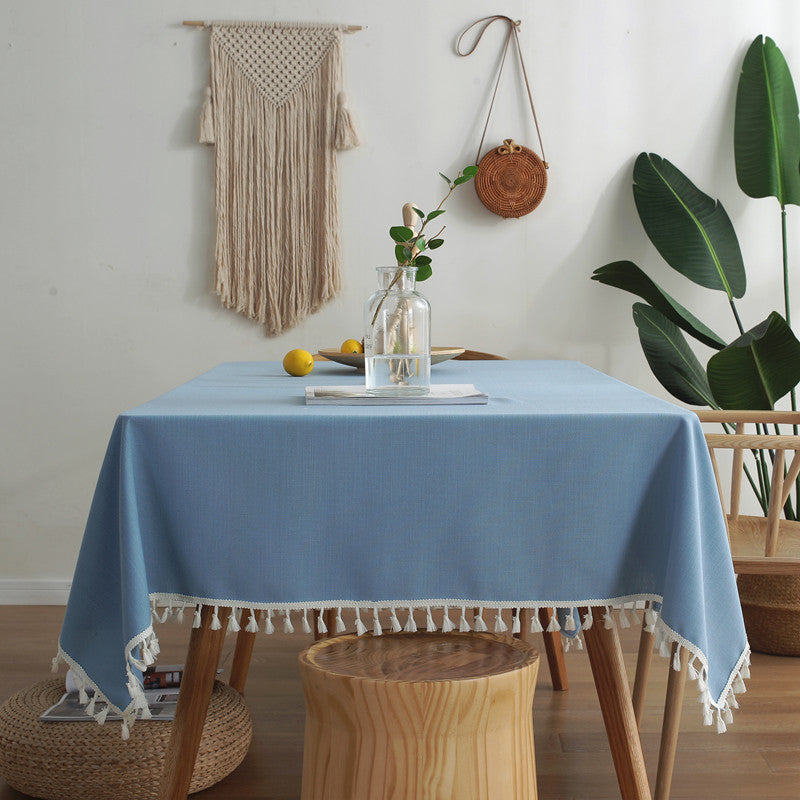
192;20;360;336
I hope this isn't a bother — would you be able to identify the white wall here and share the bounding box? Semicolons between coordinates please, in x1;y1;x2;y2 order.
2;0;800;594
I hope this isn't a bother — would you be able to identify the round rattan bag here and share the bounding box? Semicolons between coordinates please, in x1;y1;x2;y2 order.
475;139;547;219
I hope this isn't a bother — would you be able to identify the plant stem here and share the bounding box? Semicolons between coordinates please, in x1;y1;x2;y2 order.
728;298;745;336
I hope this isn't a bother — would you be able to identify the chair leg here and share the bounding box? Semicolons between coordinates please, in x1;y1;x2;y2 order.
539;607;568;691
654;642;688;800
632;621;654;727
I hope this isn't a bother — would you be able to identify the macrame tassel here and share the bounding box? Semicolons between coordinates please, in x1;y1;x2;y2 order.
264;610;275;635
193;606;202;629
581;609;593;631
564;608;577;632
389;607;402;633
473;608;488;632
246;609;260;633
724;703;734;724
51;655;60;673
121;720;131;741
426;606;437;632
546;610;560;633
175;603;186;624
441;606;455;633
159;604;171;624
283;609;294;634
729;691;739;710
511;609;521;634
354;608;368;636
301;609;312;635
228;609;241;634
494;609;508;633
317;610;328;635
716;709;727;734
700;691;713;727
373;608;383;636
530;608;544;634
78;684;90;706
459;607;471;632
741;657;751;680
334;91;360;150
644;604;657;633
733;673;746;694
199;87;215;144
210;606;222;631
659;638;672;659
404;607;418;633
618;605;631;628
603;607;615;629
672;644;682;672
335;608;346;634
94;704;109;724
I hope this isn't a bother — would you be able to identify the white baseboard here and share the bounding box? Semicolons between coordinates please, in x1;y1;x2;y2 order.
0;580;71;605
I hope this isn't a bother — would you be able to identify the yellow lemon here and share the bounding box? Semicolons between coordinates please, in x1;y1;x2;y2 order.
283;349;314;377
340;338;364;354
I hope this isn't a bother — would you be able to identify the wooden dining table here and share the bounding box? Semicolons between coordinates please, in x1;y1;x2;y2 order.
55;360;749;800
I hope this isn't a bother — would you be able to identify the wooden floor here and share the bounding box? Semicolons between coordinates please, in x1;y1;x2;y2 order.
0;606;798;800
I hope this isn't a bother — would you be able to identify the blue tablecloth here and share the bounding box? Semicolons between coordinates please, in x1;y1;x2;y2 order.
57;360;748;730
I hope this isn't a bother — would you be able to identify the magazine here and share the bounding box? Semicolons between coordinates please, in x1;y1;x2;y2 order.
40;688;180;722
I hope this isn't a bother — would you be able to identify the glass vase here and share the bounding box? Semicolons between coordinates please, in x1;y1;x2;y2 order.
364;266;431;395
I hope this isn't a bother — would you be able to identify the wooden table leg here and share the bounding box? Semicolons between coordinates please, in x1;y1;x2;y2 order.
158;605;230;800
654;643;688;800
229;627;257;695
581;606;651;800
632;623;655;727
539;607;569;691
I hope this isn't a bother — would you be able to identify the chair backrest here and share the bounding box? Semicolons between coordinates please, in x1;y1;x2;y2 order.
694;410;800;576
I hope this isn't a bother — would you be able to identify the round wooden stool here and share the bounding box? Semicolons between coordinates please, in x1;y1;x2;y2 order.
299;631;539;800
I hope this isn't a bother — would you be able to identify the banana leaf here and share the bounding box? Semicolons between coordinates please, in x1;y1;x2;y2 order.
735;35;800;207
592;261;726;350
706;312;800;409
632;303;717;407
633;153;746;299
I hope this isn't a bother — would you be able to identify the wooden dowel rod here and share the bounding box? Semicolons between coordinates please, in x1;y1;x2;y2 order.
182;20;363;32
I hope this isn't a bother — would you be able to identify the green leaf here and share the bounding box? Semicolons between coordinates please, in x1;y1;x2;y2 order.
428;238;444;250
453;175;472;185
707;311;800;409
592;261;726;350
633;153;746;299
389;226;413;243
439;172;452;184
413;255;432;266
416;264;433;281
426;209;446;221
735;35;800;206
462;165;478;177
395;244;411;263
412;206;425;220
632;303;717;406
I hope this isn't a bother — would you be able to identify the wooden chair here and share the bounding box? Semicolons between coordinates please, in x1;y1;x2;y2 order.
635;409;800;800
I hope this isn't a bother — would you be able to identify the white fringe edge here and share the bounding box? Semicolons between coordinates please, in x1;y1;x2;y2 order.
53;593;749;737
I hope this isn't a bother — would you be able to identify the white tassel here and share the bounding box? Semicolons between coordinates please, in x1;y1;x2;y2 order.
494;609;508;633
175;603;185;624
317;610;328;635
373;608;382;636
426;606;437;632
246;609;260;633
441;606;455;633
511;609;520;635
741;657;751;679
459;606;471;632
389;607;402;633
159;605;171;624
283;610;294;634
121;720;131;740
139;703;152;720
546;610;560;633
618;605;631;628
733;674;746;694
716;709;727;734
302;609;312;635
199;86;215;144
603;607;615;629
575;633;584;650
192;607;202;629
51;655;60;673
228;609;241;634
581;609;593;631
672;644;682;672
724;704;733;724
687;659;699;682
644;605;657;633
94;705;109;724
659;638;671;659
404;607;418;633
628;604;640;623
149;635;160;657
210;606;222;631
78;685;89;705
564;608;577;632
264;610;275;635
141;645;155;667
530;609;544;634
354;608;368;636
151;600;158;623
334;91;360;150
729;692;740;709
335;608;346;634
473;608;488;632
